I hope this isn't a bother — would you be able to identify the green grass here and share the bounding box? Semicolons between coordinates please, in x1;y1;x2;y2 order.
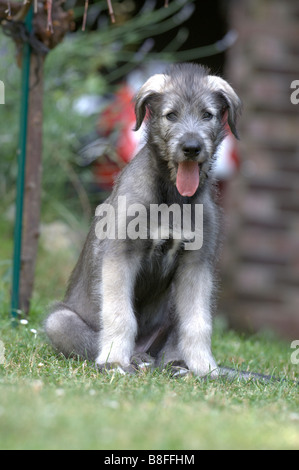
0;218;298;450
0;310;298;450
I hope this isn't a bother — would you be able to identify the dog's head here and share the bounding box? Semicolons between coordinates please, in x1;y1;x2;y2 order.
134;63;242;196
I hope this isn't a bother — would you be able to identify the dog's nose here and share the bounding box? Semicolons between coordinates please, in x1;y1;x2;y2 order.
182;140;202;158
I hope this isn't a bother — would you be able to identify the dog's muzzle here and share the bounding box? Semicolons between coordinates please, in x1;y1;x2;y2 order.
175;136;207;197
182;138;202;159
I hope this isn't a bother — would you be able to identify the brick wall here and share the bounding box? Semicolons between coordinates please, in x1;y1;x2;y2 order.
221;0;299;339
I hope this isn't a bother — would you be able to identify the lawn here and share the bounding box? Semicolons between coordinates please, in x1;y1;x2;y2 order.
0;219;298;450
0;308;298;450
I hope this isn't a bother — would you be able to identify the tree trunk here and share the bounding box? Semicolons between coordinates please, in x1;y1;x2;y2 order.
19;53;44;314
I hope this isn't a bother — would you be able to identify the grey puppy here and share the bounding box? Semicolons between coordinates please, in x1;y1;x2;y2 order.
45;63;241;377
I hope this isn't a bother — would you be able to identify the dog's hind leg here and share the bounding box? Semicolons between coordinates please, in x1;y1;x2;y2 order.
45;304;99;361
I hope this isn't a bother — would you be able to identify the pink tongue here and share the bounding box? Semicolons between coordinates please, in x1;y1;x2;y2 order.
176;161;199;196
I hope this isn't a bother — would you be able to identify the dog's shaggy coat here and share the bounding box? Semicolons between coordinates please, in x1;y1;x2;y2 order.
45;63;241;377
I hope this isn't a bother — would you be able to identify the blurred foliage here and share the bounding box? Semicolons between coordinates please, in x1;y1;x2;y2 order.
0;0;224;223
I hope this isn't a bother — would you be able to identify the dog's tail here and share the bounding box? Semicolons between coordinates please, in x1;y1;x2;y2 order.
216;367;280;383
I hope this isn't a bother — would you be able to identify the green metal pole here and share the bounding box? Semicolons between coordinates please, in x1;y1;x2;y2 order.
11;6;33;320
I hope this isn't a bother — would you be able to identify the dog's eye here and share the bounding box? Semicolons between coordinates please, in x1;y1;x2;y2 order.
202;111;213;121
165;112;177;122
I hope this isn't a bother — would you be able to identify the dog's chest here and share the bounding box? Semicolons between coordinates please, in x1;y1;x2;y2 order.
148;237;182;273
134;237;183;303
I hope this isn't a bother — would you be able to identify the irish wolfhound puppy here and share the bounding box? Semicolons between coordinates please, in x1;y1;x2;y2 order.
45;63;241;377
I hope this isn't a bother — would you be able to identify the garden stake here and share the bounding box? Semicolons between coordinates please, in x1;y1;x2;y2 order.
11;5;33;321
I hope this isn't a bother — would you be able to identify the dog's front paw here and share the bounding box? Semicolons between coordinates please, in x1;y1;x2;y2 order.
187;357;219;379
131;353;155;371
158;359;190;377
96;361;136;375
167;360;190;378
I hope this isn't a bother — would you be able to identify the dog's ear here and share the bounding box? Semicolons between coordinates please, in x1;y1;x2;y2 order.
134;74;167;131
207;75;242;139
